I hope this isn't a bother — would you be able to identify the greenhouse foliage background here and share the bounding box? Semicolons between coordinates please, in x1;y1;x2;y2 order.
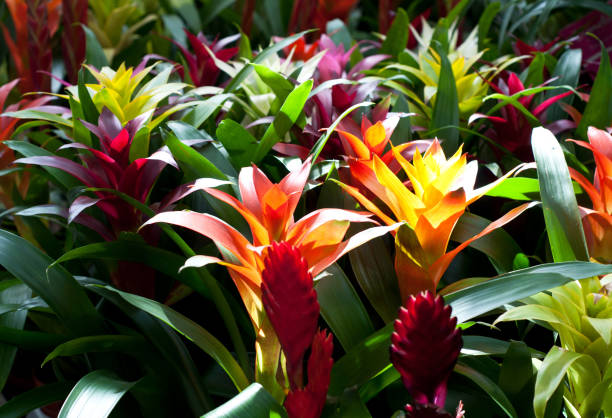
2;0;612;416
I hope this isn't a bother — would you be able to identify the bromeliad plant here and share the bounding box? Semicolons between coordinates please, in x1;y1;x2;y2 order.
144;157;396;396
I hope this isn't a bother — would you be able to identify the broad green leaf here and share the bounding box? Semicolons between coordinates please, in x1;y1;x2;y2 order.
253;79;313;163
167;0;200;31
380;8;408;58
0;281;30;391
315;264;375;351
0;230;105;336
216;119;259;169
531;127;589;262
202;383;286;418
182;94;232;128
58;370;137;418
455;362;518;418
0;382;73;418
0;327;69;350
43;335;149;366
577;40;612;138
94;286;250;391
430;42;459;154
77;68;100;124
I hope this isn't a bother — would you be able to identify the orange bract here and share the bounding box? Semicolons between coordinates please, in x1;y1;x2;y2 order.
339;139;525;301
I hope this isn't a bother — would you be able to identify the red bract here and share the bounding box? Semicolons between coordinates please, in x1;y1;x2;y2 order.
61;0;88;84
262;242;319;389
313;0;358;33
284;36;320;62
284;330;334;418
15;109;177;238
390;291;462;409
173;30;239;87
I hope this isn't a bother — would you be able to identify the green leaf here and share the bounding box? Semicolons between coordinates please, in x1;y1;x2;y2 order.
531;127;589;262
330;261;612;395
0;281;30;391
252;64;294;103
577;39;612;137
224;31;313;93
546;49;582;122
78;68;100;124
478;2;501;50
0;382;73;418
42;335;149;367
498;341;534;397
0;229;105;336
455;362;518;418
451;212;522;274
380;8;408;59
216;119;259;169
315;264;375;351
182;94;232;128
253;80;313;163
2;109;72;127
0;327;69;350
348;232;401;323
202;383;287;418
51;240;212;300
164;132;227;180
82;25;109;69
534;347;599;418
58;370;138;418
430;41;459;154
167;0;201;31
93;286;250;391
445;261;612;324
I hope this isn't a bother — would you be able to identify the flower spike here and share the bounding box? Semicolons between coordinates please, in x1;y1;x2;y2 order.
262;242;319;389
390;291;462;408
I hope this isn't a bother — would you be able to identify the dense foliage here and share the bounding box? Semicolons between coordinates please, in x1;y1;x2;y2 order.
1;0;612;417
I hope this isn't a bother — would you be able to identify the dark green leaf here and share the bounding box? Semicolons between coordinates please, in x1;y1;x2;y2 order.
0;230;105;336
315;264;375;351
430;42;459;154
577;40;612;137
380;8;408;59
216;119;260;169
43;335;149;366
0;382;73;418
0;281;30;391
546;49;582;122
83;25;109;69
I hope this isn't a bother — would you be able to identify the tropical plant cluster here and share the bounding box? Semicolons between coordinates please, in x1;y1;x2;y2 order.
2;0;612;417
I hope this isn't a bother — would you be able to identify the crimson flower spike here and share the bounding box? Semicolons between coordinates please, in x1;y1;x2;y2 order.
390;291;463;414
261;242;333;418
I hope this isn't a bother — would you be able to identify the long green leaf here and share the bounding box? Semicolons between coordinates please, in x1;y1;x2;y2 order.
202;383;286;418
253;80;313;163
216;119;260;169
531;127;588;261
315;264;375;351
93;286;250;391
43;335;149;366
546;49;582;122
329;261;612;395
51;240;212;300
577;40;612;137
0;230;105;336
58;370;137;418
0;281;30;391
380;8;408;58
430;41;459;154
